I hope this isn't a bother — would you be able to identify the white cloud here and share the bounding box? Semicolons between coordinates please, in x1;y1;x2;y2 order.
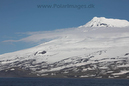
2;27;77;43
3;40;19;42
2;27;129;48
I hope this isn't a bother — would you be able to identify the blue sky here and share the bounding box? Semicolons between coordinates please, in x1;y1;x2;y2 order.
0;0;129;54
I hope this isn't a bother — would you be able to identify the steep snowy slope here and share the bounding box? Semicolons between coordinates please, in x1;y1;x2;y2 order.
0;17;129;78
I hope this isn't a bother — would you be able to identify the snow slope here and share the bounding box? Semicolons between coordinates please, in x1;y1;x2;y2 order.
0;17;129;78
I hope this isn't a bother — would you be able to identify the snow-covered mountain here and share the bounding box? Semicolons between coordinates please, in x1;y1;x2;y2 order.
0;17;129;78
79;17;129;27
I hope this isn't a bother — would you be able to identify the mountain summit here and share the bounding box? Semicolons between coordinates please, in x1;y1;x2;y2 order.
79;17;129;28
